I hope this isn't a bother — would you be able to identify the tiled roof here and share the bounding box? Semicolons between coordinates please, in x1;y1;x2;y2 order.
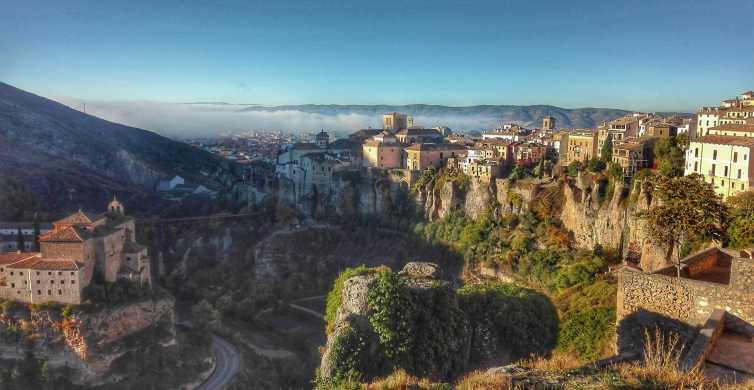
0;252;39;266
709;124;754;133
7;258;82;271
695;135;754;148
53;210;101;226
39;226;91;243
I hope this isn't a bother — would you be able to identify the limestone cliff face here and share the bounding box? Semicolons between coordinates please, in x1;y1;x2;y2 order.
0;296;174;385
559;174;674;272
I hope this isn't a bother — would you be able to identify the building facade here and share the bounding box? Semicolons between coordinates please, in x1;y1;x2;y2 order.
0;198;152;305
685;135;754;199
405;143;467;171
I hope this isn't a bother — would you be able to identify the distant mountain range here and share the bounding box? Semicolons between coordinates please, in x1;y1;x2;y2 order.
0;82;230;219
58;98;655;138
237;103;634;129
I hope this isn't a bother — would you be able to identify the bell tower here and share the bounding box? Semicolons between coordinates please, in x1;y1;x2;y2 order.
108;196;124;215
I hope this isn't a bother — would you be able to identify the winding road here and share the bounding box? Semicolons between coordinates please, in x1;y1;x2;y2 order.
196;334;242;390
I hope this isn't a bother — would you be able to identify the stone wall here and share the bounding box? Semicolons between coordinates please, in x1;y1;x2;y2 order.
617;259;754;334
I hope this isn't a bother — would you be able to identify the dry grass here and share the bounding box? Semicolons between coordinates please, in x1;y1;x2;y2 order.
517;351;583;373
615;328;710;389
454;370;511;390
363;370;439;390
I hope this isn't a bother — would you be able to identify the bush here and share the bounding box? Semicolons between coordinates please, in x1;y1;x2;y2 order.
557;307;615;360
458;282;558;359
586;158;606;173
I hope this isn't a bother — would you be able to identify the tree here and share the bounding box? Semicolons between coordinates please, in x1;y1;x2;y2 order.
727;190;754;248
16;228;24;252
567;161;582;177
586;158;606;173
653;137;685;177
601;135;613;162
639;175;728;276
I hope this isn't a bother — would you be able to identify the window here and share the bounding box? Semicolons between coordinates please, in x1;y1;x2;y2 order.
11;283;15;288
695;148;699;158
50;280;54;284
724;166;729;177
694;162;698;172
738;169;742;179
47;290;51;295
61;280;65;285
58;271;62;276
48;272;51;276
734;152;738;163
711;164;716;175
71;280;76;285
10;272;13;276
713;150;717;160
58;290;62;295
36;272;39;276
70;272;74;275
37;290;41;295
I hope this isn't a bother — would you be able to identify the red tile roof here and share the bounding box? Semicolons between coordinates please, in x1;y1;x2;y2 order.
0;252;39;266
695;135;754;148
709;124;754;133
7;258;82;271
53;210;101;226
39;226;91;243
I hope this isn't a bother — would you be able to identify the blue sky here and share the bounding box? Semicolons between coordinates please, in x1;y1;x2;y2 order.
2;0;753;111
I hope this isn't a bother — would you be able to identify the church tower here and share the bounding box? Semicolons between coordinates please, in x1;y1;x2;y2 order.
108;196;124;215
315;130;330;148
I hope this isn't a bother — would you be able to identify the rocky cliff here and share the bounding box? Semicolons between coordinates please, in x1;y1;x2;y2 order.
0;296;175;385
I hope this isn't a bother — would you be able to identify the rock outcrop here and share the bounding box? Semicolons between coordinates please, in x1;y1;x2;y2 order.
319;263;471;381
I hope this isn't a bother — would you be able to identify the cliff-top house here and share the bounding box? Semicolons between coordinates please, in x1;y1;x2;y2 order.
0;198;151;305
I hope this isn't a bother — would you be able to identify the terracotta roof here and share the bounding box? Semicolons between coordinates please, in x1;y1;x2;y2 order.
709;124;754;133
7;257;82;271
695;135;754;148
39;226;91;243
53;210;101;226
0;252;40;266
614;142;645;152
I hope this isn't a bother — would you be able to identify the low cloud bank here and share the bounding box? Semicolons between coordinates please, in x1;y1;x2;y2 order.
52;98;501;138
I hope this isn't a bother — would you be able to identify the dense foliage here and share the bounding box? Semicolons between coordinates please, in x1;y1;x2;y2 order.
367;271;468;377
727;190;754;249
458;282;558;359
558;307;615;360
653;136;686;178
640;174;728;267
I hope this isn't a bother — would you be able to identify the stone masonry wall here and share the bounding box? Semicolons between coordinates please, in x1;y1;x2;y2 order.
617;267;754;334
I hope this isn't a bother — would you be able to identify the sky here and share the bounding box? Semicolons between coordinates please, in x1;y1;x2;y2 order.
2;0;754;115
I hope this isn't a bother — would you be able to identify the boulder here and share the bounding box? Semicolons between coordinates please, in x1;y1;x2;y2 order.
398;262;442;279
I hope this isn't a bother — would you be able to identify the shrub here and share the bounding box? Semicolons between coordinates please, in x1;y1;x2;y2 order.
557;307;615;361
458;282;558;359
327;324;370;380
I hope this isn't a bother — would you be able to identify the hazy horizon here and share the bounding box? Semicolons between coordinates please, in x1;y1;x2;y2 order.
3;0;753;113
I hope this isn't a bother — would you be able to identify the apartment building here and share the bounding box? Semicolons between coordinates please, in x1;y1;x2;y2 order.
685;135;754;199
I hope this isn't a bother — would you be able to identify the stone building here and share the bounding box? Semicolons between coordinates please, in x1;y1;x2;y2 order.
612;141;650;178
362;131;403;169
383;112;410;131
394;128;444;145
542;116;556;131
405;143;467;171
564;130;597;165
0;198;152;305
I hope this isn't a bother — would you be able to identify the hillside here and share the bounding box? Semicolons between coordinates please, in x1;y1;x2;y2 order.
0;82;233;219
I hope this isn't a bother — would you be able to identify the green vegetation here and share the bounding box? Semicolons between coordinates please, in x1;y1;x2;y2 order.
325;265;384;334
653;136;685;178
727;190;754;249
600;136;613;162
558;307;615;360
458;282;558;359
639;175;728;272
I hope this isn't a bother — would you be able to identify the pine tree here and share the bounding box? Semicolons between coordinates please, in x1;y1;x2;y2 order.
601;135;613;162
